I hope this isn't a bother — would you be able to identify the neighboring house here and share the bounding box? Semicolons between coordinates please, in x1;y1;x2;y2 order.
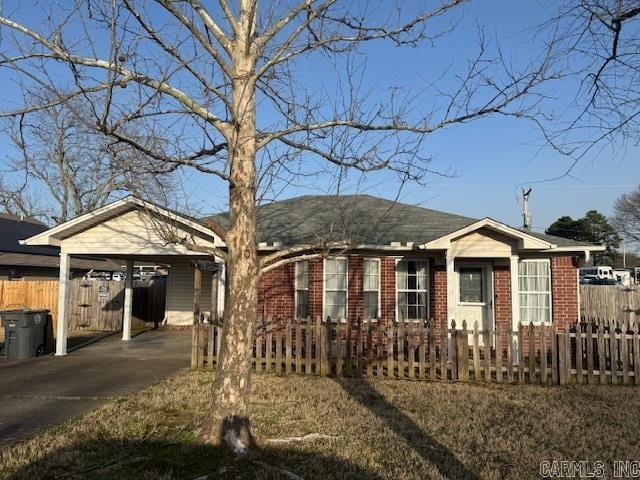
0;213;119;280
22;195;604;355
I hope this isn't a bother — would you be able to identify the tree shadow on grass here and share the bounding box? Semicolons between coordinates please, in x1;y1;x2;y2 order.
3;438;383;480
335;377;480;480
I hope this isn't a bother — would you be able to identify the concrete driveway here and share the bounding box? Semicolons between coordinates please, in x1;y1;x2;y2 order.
0;329;191;446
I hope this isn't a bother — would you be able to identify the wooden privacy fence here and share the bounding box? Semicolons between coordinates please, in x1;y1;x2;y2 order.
0;280;59;325
581;285;640;325
0;279;166;331
193;317;640;386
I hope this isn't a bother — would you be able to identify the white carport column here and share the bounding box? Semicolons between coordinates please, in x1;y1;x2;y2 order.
446;253;456;328
510;255;520;330
122;260;134;341
510;255;520;363
55;252;71;356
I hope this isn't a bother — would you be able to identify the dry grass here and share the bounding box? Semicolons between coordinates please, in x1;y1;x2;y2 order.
1;372;640;479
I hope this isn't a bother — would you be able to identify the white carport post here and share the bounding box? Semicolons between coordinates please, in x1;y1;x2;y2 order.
446;253;456;327
55;252;71;356
122;259;134;341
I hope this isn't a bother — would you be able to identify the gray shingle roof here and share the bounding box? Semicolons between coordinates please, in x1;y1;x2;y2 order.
521;230;597;248
206;195;599;249
0;213;59;256
207;195;479;246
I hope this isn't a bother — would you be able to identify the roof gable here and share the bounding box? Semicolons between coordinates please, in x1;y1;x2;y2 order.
23;196;225;251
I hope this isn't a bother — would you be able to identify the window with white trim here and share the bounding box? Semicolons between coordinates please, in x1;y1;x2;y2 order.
363;258;380;319
397;260;428;321
519;259;552;323
295;261;309;318
325;258;347;320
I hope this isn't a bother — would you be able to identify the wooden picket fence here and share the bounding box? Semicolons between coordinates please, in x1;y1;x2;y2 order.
192;317;640;386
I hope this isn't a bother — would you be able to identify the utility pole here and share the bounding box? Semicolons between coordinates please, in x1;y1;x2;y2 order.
521;187;532;231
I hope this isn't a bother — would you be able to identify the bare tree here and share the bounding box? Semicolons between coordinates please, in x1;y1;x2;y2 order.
0;0;556;451
612;184;640;244
0;100;176;223
539;0;640;165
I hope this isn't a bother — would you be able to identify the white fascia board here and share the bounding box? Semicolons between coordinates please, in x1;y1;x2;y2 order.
21;195;226;248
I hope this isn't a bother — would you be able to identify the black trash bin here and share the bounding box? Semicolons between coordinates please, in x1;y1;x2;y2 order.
0;309;53;360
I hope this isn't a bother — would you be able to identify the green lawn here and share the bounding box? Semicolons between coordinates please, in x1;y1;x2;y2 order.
1;372;639;479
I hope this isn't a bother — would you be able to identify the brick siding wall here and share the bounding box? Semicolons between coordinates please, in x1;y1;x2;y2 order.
256;254;580;332
551;256;579;329
380;257;397;325
257;262;294;318
493;265;511;332
430;263;447;329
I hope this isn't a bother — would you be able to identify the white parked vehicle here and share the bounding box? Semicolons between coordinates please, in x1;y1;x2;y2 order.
613;269;632;287
111;272;126;281
579;266;614;281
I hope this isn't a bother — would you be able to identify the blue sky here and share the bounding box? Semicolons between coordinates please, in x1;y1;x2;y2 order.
0;1;637;233
178;0;640;231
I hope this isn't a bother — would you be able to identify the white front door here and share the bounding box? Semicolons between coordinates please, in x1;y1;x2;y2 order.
455;263;493;338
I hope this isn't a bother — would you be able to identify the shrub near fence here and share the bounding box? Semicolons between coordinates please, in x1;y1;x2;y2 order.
192;317;640;386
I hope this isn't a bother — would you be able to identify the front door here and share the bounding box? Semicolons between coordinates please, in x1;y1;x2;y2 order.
455;263;493;340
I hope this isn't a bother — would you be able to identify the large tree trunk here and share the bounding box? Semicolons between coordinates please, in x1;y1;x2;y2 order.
200;16;259;452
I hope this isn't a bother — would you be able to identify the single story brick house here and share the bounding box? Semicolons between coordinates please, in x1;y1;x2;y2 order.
22;194;603;355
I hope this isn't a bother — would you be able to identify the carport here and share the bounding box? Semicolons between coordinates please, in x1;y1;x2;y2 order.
22;196;226;355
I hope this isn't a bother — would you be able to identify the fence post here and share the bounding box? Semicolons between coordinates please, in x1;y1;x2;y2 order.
473;321;481;381
440;319;448;381
575;322;583;384
305;317;312;374
266;318;273;373
633;324;640;386
429;319;436;381
517;323;525;383
207;323;215;371
456;320;469;381
551;324;558;385
377;321;384;378
387;322;394;378
539;323;546;384
397;319;405;378
324;317;332;376
495;322;503;383
528;322;536;384
558;329;567;385
565;325;572;384
586;320;594;384
336;319;343;376
622;318;630;385
610;319;618;385
367;319;374;377
407;319;415;379
286;319;293;375
506;324;514;383
597;320;606;384
451;320;458;381
296;319;303;374
418;318;425;379
275;319;283;374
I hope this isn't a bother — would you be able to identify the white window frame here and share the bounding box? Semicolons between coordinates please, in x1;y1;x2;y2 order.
363;258;381;321
395;258;429;322
518;259;553;325
295;260;309;319
323;257;348;321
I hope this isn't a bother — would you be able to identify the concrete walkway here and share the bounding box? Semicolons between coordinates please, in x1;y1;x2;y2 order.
0;329;191;446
